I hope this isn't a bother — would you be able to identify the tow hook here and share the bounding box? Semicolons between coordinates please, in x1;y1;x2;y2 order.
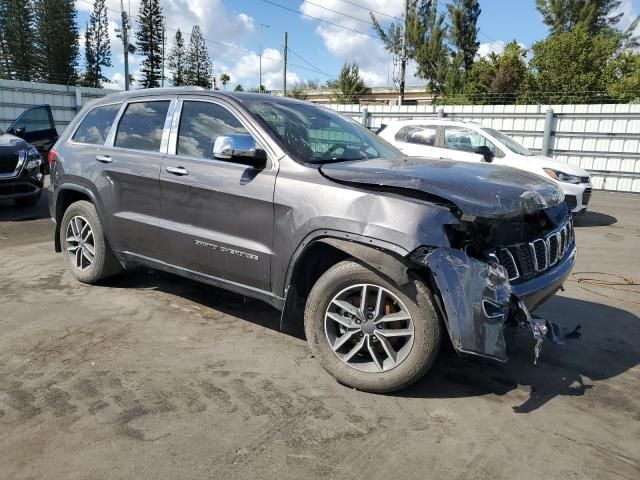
517;299;567;365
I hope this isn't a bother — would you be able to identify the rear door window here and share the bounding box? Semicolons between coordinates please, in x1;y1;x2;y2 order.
72;103;121;145
395;125;438;146
177;101;248;159
115;101;170;151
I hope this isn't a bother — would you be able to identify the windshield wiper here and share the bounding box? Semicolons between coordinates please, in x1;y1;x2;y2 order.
309;157;365;164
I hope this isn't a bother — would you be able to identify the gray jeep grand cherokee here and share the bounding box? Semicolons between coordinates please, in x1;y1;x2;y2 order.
48;88;576;392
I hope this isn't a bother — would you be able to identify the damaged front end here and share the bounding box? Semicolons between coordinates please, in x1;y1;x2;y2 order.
412;204;578;364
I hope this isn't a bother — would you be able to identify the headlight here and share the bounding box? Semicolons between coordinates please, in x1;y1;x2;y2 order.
543;168;581;184
19;146;43;170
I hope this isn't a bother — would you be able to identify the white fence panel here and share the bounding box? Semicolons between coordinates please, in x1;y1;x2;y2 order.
326;102;640;193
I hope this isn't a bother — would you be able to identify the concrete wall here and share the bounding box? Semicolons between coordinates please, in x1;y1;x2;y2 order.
327;103;640;193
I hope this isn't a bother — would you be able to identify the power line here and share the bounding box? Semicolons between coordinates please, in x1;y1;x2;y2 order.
286;46;334;78
334;0;403;21
256;0;379;38
300;0;377;26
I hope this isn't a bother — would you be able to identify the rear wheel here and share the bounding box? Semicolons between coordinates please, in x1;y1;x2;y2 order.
60;200;122;283
304;260;442;393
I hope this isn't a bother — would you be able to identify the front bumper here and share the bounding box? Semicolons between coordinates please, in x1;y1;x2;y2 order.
0;174;43;200
560;182;592;214
424;244;576;363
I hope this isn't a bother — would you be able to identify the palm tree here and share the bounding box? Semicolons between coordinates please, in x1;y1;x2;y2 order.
219;72;230;90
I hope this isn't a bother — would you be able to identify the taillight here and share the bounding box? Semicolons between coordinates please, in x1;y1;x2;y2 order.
48;147;57;166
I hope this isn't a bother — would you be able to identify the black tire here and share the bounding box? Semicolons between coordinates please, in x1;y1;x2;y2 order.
60;200;122;284
304;260;442;393
14;191;41;207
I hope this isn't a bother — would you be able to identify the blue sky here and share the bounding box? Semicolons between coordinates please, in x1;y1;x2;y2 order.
74;0;639;90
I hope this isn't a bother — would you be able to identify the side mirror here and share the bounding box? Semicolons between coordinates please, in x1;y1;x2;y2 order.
475;145;494;163
213;134;267;169
12;127;26;137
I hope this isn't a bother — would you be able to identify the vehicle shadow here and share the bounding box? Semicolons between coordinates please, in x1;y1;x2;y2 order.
103;268;298;336
401;295;639;413
102;270;638;413
0;194;50;222
573;210;617;227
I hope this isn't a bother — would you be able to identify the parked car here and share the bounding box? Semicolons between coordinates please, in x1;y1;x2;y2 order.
48;89;576;392
5;105;59;171
378;119;593;214
0;128;45;207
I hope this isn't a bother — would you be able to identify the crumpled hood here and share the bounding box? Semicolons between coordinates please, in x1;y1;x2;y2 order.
319;157;564;219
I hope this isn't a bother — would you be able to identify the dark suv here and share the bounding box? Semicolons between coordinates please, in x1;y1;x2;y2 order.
0;105;59;206
48;89;576;392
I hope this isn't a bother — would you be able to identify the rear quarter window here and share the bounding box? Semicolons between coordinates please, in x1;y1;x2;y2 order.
72;103;121;145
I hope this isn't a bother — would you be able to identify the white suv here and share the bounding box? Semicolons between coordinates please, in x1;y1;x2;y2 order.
378;119;593;214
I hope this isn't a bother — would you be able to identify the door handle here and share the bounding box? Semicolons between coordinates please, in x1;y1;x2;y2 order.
166;166;189;176
95;155;112;163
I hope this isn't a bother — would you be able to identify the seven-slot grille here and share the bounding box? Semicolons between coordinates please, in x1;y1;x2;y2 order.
0;153;20;175
492;218;574;281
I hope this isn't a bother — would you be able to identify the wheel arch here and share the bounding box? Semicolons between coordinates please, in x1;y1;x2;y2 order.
279;235;414;331
53;184;103;253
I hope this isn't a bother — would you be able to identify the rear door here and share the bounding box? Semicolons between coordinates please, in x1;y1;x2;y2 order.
82;97;175;259
159;97;276;291
8;105;58;156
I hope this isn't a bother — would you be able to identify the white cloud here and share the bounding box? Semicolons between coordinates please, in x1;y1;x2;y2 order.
616;0;640;33
300;0;420;88
477;40;506;58
222;48;301;90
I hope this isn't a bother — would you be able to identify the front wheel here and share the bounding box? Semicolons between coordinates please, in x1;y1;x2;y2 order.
304;260;442;393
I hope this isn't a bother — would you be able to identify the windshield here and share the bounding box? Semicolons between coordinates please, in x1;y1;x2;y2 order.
241;97;401;163
481;127;533;156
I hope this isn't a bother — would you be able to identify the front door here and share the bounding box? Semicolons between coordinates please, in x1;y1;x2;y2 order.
441;126;496;163
8;105;59;157
159;98;276;291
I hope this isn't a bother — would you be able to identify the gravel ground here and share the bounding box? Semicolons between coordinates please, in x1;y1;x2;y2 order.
0;190;638;480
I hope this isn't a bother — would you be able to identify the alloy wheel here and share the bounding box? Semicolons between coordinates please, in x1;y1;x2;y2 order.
324;284;415;373
66;215;95;271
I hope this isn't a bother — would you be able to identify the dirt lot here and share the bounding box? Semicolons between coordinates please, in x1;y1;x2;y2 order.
0;190;638;480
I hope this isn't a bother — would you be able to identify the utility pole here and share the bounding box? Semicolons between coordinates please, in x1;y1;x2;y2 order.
399;0;409;105
116;0;131;91
259;23;269;92
282;32;288;97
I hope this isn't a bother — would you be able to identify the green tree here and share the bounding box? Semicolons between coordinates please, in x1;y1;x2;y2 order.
167;29;186;86
136;0;164;88
330;62;367;104
234;84;244;91
185;25;212;88
82;0;111;88
521;29;619;103
463;41;528;104
34;0;79;84
447;0;481;73
0;1;11;79
535;0;627;36
219;72;230;89
372;1;451;92
606;51;640;102
3;0;36;80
